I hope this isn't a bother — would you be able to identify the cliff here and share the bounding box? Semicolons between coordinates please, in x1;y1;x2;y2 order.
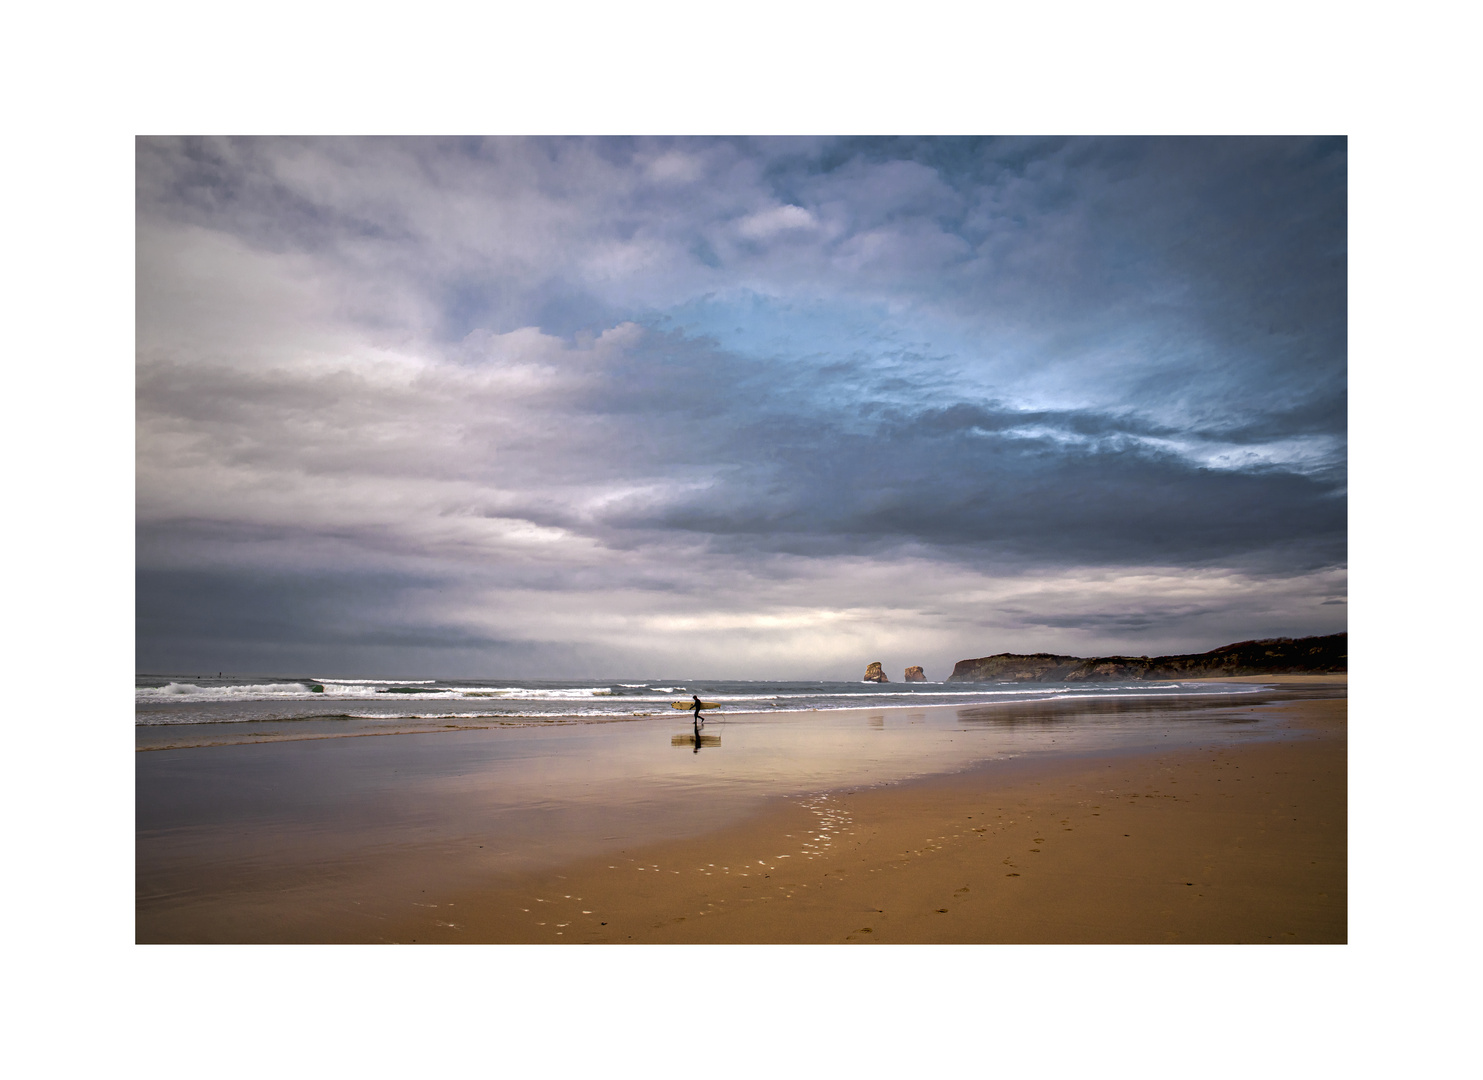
946;634;1347;683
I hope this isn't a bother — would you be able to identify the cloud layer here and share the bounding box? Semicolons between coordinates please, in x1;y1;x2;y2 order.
137;137;1346;678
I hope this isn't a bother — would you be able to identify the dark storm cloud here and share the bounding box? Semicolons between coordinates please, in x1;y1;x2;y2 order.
135;568;511;648
136;136;1346;675
408;328;1346;568
636;411;1345;566
134;567;543;676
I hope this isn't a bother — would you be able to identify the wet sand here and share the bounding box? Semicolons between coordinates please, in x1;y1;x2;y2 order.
386;696;1345;943
1188;673;1347;685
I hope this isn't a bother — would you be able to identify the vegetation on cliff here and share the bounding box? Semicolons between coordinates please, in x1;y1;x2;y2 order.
945;634;1347;682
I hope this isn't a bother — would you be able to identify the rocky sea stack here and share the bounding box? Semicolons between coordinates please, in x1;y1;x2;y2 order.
863;662;888;683
904;666;926;682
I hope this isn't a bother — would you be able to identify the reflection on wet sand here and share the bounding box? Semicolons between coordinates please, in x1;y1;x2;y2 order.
137;684;1343;942
671;732;722;750
953;684;1339;728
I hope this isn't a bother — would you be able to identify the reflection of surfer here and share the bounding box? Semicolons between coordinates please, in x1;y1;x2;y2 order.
691;694;705;726
692;717;703;753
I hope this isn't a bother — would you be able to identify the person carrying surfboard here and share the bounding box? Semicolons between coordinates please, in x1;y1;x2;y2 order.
691;694;706;725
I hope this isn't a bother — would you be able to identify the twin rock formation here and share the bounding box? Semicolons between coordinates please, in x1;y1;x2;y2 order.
863;634;1346;684
863;662;925;683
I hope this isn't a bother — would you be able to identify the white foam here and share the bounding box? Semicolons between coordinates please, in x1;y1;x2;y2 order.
460;686;617;699
135;682;319;701
345;712;513;720
136;681;635;704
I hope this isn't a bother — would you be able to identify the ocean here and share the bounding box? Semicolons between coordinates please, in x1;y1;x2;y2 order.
135;672;1253;748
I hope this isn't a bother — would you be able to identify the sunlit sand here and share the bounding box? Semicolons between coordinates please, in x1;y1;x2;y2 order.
137;683;1344;943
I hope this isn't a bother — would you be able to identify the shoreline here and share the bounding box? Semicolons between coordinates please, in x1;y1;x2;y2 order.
1184;673;1346;685
134;674;1344;751
379;694;1346;944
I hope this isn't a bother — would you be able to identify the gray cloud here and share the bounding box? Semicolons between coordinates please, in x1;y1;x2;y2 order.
137;137;1346;677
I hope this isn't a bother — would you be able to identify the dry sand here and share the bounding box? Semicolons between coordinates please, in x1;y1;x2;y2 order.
387;695;1345;944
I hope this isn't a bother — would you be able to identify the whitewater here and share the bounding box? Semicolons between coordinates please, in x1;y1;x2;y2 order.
136;672;1250;730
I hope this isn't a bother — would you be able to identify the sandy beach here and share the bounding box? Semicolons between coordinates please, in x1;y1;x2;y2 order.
379;692;1345;944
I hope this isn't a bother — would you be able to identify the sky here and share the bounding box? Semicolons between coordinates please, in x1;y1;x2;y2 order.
136;136;1347;680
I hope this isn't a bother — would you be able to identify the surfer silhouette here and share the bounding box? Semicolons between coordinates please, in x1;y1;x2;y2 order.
691;694;705;726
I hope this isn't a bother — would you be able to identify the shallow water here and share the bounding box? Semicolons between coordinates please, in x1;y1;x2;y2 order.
135;684;1339;941
134;671;1255;738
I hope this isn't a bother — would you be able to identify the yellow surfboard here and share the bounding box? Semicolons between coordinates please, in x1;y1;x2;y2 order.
671;701;719;710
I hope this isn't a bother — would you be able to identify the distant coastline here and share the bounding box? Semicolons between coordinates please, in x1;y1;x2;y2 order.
946;633;1346;683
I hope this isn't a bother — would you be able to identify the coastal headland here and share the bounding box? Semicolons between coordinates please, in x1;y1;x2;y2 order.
138;680;1346;944
948;633;1346;682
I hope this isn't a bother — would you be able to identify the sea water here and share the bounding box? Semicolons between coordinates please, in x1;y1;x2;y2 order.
135;672;1255;749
